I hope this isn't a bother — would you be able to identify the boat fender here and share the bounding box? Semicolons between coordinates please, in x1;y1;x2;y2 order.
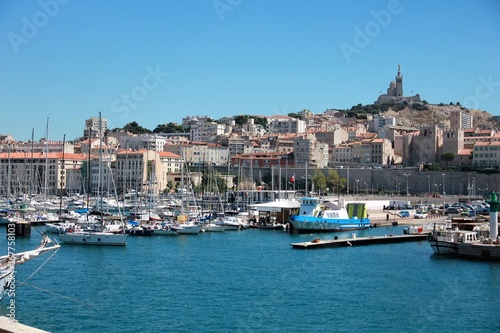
97;238;101;241
83;238;86;242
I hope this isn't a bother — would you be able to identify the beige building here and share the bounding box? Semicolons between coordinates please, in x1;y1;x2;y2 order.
84;116;108;140
331;144;352;163
0;152;86;196
313;125;349;146
293;134;328;168
190;122;226;142
267;115;306;134
473;141;500;167
114;149;182;195
351;141;371;164
370;138;393;165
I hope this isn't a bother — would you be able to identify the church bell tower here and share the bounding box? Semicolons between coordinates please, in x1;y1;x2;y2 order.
395;64;403;97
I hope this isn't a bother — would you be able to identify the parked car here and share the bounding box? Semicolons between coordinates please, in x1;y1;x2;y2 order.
474;207;490;215
445;207;462;215
414;211;428;219
398;210;410;218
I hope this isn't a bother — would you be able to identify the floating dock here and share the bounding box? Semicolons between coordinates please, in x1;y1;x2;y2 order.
290;233;429;249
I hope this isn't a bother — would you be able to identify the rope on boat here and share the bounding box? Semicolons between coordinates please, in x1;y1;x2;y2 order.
17;230;78;305
21;246;60;283
17;281;94;308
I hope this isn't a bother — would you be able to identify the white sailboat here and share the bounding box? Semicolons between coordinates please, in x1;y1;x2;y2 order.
58;113;127;246
1;233;61;300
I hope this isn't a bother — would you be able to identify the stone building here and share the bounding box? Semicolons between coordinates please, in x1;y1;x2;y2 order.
376;65;422;104
409;125;442;165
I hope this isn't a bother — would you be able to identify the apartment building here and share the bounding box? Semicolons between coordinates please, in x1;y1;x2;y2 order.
450;110;473;130
190;122;226;142
472;141;500;167
0;152;86;196
267;116;306;134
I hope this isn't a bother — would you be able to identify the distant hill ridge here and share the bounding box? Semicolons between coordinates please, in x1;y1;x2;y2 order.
376;104;499;130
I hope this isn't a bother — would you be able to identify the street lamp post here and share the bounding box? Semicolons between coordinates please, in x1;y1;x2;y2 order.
468;173;471;201
442;173;445;197
472;177;475;197
404;173;410;199
428;175;430;196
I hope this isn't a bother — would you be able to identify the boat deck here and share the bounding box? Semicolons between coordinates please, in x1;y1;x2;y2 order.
0;316;49;332
290;233;429;249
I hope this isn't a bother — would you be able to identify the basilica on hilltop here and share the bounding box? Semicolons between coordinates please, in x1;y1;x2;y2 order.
375;65;422;104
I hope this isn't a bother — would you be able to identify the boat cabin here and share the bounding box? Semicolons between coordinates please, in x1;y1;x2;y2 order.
297;198;323;216
435;230;478;244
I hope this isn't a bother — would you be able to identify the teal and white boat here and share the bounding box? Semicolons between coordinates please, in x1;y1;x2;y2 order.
289;197;370;233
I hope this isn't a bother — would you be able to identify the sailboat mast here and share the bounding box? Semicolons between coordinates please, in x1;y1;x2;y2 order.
29;128;34;203
7;143;11;199
44;118;49;200
86;129;91;222
99;112;104;223
59;134;66;216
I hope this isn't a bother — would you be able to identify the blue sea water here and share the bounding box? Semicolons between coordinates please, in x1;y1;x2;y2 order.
2;226;500;333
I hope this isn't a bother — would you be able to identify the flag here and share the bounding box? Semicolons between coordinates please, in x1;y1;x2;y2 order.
290;174;295;183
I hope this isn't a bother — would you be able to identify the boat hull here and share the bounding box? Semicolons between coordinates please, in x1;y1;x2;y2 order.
171;225;201;234
153;229;177;235
290;218;371;233
59;232;127;246
127;228;154;236
204;224;226;232
428;239;458;255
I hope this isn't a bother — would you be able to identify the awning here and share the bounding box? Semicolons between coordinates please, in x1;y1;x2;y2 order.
250;200;301;212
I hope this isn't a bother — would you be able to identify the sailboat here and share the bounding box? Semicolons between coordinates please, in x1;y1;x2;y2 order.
58;113;127;246
1;233;61;300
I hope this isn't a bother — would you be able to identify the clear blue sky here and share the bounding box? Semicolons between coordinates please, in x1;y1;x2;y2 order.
1;0;499;141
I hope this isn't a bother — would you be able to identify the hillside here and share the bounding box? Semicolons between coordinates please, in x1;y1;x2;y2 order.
382;104;499;130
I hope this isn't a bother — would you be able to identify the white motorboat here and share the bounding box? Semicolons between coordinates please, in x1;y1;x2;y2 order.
170;223;201;234
203;223;226;232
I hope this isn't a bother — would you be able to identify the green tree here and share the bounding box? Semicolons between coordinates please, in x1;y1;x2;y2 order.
254;117;268;128
153;122;186;133
234;115;249;126
441;152;455;169
326;170;346;194
122;121;152;134
312;170;327;194
288;112;303;120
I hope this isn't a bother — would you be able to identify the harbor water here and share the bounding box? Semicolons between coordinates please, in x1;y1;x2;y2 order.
1;226;500;333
